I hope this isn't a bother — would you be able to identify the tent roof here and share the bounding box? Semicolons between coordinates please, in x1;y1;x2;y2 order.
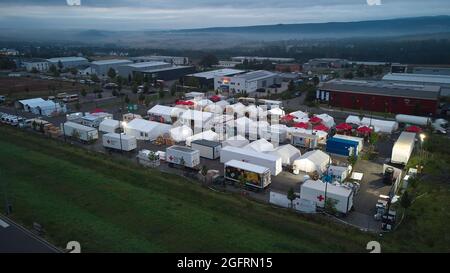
100;119;119;126
313;124;329;131
126;119;162;132
244;138;274;152
336;123;352;131
290;110;308;119
269;144;301;161
181;109;213;121
293;122;308;129
309;116;322;123
299;150;330;164
147;104;178;117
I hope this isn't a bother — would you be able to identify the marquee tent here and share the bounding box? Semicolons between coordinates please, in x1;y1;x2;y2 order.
244;138;275;153
124;119;172;141
293;150;330;174
99;119;120;133
170;125;193;142
185;130;219;146
222;135;249;148
268;144;301;166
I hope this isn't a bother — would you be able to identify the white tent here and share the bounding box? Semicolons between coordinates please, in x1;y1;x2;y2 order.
124;119;171;141
185;130;219;146
181;109;214;129
268;107;285;117
18;98;66;116
147;105;185;123
244;138;274;153
293;150;330;174
203;104;224;114
194;99;213;109
215;100;230;108
268;144;301;166
222;135;249;148
290;110;308;119
245;105;267;120
345;115;361;125
99;119;120;133
235;116;254;135
225;102;246;117
170;125;193;142
294;117;310;124
361;117;398;133
316;113;335;128
261;124;288;144
249;120;270;137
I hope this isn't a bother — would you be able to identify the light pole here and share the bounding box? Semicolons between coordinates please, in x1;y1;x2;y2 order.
120;121;127;152
419;133;426;159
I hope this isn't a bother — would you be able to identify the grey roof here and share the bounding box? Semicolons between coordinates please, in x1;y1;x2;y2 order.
91;59;132;65
382;73;450;85
235;70;277;81
187;69;244;79
191;139;221;147
47;57;88;62
126;61;169;68
320;79;440;100
141;65;192;73
168;145;197;153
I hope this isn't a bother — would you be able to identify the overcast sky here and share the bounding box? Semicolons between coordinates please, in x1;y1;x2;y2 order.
0;0;449;30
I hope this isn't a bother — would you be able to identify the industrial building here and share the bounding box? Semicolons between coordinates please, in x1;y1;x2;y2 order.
275;63;301;73
382;73;450;96
90;59;133;77
183;69;245;89
131;56;189;65
46;57;89;69
214;70;280;94
303;58;349;71
214;60;242;68
117;61;195;81
22;59;49;72
318;79;439;116
231;56;295;63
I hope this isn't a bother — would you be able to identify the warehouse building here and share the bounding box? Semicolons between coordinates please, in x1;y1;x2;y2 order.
275;63;302;73
183;68;245;89
90;59;133;77
22;58;49;72
131;56;189;65
46;57;89;69
382;73;450;96
214;70;280;94
303;58;349;71
318;79;440;116
138;65;195;81
117;61;172;78
231;56;295;63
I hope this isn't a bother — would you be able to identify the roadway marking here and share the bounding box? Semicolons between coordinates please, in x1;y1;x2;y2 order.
0;219;10;228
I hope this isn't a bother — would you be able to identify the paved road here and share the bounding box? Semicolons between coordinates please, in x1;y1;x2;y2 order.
0;215;61;253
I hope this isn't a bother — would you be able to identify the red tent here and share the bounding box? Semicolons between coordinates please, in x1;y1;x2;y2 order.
175;100;194;106
293;122;309;129
210;95;221;102
357;126;372;134
313;124;329;131
281;114;296;122
405;125;422;133
335;123;352;131
91;108;105;113
309;116;322;124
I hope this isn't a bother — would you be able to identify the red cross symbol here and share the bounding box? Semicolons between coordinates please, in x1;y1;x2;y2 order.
317;195;325;202
169;156;174;161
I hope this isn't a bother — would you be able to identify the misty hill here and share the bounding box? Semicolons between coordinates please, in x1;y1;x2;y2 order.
178;16;450;39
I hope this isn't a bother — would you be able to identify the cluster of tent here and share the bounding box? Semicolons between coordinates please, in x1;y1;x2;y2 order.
345;115;398;134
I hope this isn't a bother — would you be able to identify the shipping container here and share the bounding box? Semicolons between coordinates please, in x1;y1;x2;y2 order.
333;134;364;152
220;146;282;176
102;133;137;152
62;121;98;142
326;137;358;157
166;145;200;168
291;132;319;149
191;139;221;159
224;160;271;190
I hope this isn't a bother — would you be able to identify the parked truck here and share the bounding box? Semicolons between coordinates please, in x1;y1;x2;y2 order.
62;121;98;142
102;133;137;152
166;145;200;169
191;139;221;159
391;132;416;165
224;160;271;190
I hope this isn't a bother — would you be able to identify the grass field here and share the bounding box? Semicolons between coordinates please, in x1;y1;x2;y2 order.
0;126;448;252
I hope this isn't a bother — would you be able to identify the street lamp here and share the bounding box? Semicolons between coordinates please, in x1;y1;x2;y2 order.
120;121;127;152
419;133;426;159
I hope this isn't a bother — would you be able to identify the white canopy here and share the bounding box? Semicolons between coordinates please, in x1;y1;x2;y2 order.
268;144;301;166
235;116;254;135
294;117;310;123
147;104;185;122
244;139;274;153
345;115;361;125
185;130;219;146
194;99;213;108
290;110;308;119
315;113;335;128
99;119;119;133
170;125;193;142
361;117;398;133
181;110;214;128
215;100;230;108
249;120;270;137
203;104;224;114
245;105;268;120
268;107;285;116
124;119;171;141
293;150;330;174
222;135;249;148
225;102;246;117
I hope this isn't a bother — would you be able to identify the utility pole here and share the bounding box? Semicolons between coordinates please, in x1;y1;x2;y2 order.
2;170;12;215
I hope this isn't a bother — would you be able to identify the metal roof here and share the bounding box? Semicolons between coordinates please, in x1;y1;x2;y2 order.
47;57;87;62
235;70;277;81
126;61;169;68
191;139;221;147
320;79;440;100
91;59;132;65
187;69;244;79
382;73;450;85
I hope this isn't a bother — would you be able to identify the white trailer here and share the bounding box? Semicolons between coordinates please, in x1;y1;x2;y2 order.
166;145;200;168
395;114;431;126
62;121;98;142
220;146;282;176
300;180;354;215
191;139;221;159
391;132;416;165
224;160;271;190
102;133;137;152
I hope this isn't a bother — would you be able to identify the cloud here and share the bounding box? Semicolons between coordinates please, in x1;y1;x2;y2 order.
0;0;448;30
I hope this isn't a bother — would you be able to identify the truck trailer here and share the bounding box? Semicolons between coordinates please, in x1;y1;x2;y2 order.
391;132;416;165
224;160;271;190
220;146;282;176
191;139;221;159
166;145;200;168
102;133;137;152
62;121;98;142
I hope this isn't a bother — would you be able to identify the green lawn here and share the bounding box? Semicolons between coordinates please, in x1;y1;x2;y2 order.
0;126;374;252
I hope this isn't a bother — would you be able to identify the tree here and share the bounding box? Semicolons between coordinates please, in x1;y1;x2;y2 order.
200;165;209;184
107;68;116;79
312;76;320;86
124;95;130;104
143;83;149;94
199;53;219;68
80;89;87;97
288;80;295;92
69;67;78;76
343;72;354;79
131;84;138;94
158;89;165;99
287;187;296;209
30;67;39;74
324;198;338;215
400;191;412;211
90;74;100;83
348;155;357;166
138;93;145;103
170;82;177;96
49;64;57;74
57;60;63;71
238;174;247;189
74;102;81;111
